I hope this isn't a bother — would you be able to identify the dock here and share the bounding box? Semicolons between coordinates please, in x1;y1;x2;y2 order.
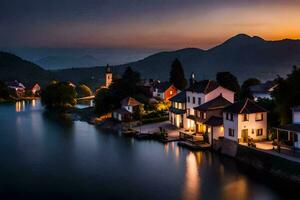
178;141;211;151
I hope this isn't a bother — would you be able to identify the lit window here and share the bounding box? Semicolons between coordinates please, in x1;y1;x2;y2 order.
170;90;173;95
255;113;263;121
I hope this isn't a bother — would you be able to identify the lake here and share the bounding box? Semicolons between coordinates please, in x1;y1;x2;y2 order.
0;100;296;199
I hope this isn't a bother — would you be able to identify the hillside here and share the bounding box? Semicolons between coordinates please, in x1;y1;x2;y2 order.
117;34;300;81
0;52;54;86
2;34;300;88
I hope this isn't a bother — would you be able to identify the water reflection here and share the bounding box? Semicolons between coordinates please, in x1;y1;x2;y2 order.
15;101;25;112
32;99;36;107
15;100;39;112
182;152;200;200
223;178;248;200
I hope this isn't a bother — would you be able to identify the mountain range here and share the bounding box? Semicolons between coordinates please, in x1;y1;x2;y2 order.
1;34;300;88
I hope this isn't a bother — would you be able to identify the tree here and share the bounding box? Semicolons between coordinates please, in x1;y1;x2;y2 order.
0;81;10;100
272;66;300;125
216;72;240;98
77;84;93;97
169;58;187;90
95;67;142;114
240;78;261;100
41;81;77;109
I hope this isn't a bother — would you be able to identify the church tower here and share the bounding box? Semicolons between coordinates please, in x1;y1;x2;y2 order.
105;64;113;88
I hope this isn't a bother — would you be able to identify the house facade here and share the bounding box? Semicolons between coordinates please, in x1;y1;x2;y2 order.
152;82;177;101
6;80;26;96
223;99;268;143
184;76;235;131
169;91;186;128
194;94;233;143
168;73;235;137
112;97;143;122
30;83;41;95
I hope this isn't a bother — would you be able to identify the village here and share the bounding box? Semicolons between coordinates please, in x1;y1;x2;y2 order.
2;60;300;183
86;63;300;165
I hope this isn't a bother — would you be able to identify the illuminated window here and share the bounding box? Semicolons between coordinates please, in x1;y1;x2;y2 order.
170;90;173;95
255;113;263;121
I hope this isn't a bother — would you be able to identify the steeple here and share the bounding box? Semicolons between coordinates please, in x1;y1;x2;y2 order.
106;64;112;74
104;64;113;88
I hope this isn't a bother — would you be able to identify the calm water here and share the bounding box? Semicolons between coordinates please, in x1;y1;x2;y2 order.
0;100;296;199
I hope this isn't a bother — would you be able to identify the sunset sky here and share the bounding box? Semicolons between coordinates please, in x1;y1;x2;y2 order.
1;0;300;51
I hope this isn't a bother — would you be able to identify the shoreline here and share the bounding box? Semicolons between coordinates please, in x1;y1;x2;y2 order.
66;106;300;186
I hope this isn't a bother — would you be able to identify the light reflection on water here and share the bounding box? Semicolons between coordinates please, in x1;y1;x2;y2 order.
0;101;295;199
182;152;200;200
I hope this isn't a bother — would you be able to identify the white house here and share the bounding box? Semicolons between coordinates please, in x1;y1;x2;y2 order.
169;91;186;128
184;74;235;131
223;99;268;143
6;80;26;96
112;97;143;122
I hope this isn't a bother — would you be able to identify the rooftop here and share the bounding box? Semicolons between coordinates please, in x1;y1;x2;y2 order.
275;124;300;133
194;95;232;111
121;97;142;107
169;91;186;103
186;80;219;94
223;98;267;114
154;81;173;93
204;116;224;126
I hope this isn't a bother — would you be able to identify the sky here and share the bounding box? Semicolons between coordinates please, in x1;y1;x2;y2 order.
1;0;300;64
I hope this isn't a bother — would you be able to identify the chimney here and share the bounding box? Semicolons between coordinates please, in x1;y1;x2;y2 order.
189;72;196;87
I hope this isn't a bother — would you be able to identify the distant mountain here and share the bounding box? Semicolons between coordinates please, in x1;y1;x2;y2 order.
0;52;54;86
36;55;100;69
2;34;300;89
117;34;300;81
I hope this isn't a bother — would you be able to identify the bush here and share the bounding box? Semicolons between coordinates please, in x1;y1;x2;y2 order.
77;84;93;97
41;81;77;109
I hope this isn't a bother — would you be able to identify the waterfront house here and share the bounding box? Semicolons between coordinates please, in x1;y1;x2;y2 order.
152;81;178;101
29;83;41;95
169;91;186;128
194;94;233;143
249;81;278;101
6;80;26;96
274;106;300;149
184;73;234;131
223;99;268;143
112;97;143;122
